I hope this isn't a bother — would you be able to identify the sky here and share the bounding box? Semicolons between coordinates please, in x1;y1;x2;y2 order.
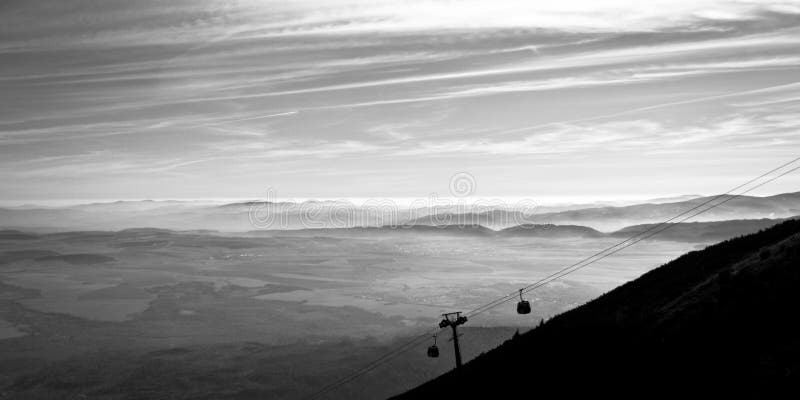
1;0;800;205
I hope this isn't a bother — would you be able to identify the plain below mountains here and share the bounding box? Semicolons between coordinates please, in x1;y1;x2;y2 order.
394;218;800;399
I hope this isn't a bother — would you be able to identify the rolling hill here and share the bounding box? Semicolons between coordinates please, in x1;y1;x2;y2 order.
394;218;800;399
404;209;536;230
499;224;605;238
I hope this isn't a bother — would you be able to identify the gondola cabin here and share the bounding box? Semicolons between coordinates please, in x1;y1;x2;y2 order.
517;289;531;314
427;334;439;358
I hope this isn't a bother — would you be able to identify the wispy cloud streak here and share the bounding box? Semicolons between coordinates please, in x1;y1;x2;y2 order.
1;1;800;200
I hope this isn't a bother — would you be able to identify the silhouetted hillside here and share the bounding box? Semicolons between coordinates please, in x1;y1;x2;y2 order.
395;219;800;399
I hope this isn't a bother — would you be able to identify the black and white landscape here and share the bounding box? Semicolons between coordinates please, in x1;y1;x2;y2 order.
1;1;800;399
1;194;798;398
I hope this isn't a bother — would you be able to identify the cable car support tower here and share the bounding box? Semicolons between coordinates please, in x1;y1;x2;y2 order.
438;311;468;368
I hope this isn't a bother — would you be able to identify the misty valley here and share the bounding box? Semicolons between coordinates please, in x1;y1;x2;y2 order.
2;193;795;399
0;224;700;398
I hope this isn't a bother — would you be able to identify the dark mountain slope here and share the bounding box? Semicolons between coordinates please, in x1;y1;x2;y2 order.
395;219;800;399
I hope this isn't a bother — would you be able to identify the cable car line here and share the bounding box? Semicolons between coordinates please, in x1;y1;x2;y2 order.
464;156;800;318
468;161;800;320
306;159;800;400
303;155;800;400
467;161;800;319
305;334;431;399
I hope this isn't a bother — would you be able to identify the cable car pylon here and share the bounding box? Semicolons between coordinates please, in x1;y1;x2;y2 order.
438;311;467;368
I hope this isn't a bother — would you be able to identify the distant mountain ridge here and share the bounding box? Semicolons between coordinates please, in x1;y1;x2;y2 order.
404;209;535;230
527;192;800;231
4;216;796;244
2;191;798;233
401;192;800;230
499;224;605;238
610;217;795;242
264;224;498;237
395;218;800;399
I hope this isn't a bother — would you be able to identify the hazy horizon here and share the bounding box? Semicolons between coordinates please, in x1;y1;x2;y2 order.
0;193;705;208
